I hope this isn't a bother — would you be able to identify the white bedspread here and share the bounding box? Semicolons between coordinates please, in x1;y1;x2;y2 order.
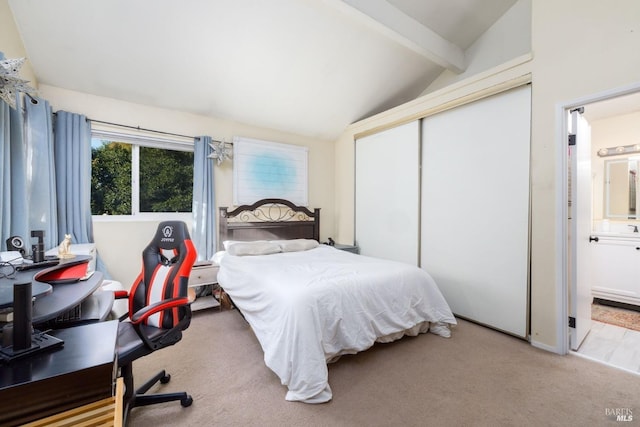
217;245;456;403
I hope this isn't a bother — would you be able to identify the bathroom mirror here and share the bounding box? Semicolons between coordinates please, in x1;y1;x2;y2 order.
605;157;640;218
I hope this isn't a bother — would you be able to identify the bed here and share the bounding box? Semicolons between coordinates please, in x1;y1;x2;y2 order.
216;198;456;403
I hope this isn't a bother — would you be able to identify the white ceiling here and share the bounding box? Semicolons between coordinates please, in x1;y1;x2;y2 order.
8;0;518;140
582;91;640;123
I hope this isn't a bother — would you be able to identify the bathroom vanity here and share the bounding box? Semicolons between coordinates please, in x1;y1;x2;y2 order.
591;232;640;306
590;155;640;307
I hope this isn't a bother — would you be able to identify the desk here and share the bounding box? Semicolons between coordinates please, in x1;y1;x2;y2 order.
0;256;110;326
0;279;51;310
0;320;118;426
0;257;91;309
24;378;124;427
32;271;107;326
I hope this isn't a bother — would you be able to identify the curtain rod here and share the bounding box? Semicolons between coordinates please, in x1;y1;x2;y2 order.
51;111;230;145
89;118;196;140
88;118;231;145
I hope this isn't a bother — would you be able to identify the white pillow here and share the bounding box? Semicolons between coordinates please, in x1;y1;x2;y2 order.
274;239;319;253
223;240;243;250
223;239;271;251
226;241;282;256
211;250;226;264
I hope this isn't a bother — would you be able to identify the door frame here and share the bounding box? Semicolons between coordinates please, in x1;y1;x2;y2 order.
558;82;640;355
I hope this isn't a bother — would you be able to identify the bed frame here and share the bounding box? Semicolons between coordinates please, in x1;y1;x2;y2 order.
218;198;320;249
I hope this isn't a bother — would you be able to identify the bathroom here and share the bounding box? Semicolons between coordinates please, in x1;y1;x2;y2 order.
575;91;640;372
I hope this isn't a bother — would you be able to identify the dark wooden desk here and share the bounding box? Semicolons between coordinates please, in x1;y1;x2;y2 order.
0;257;110;326
0;257;90;309
32;271;106;325
0;320;118;426
0;277;51;310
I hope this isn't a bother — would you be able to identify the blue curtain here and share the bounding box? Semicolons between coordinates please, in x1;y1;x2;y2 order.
24;97;58;250
54;111;93;244
192;136;216;260
53;111;112;277
54;111;109;276
0;55;29;251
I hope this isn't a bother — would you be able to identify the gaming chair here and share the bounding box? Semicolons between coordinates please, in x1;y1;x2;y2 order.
114;221;197;422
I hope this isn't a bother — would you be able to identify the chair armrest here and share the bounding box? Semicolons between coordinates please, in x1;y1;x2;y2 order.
129;296;192;351
130;297;190;325
114;290;129;300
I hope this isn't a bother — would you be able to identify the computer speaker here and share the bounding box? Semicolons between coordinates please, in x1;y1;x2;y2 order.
6;236;26;256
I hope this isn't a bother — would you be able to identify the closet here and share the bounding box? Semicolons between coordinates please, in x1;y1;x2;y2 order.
355;85;531;338
355;121;420;265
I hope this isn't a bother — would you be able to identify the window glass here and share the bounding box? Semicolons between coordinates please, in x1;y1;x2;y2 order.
91;139;132;215
91;137;193;216
139;146;193;212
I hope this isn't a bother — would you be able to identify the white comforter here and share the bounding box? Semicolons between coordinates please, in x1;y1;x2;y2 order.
217;245;456;403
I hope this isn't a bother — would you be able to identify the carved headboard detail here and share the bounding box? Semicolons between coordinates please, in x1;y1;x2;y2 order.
219;198;320;249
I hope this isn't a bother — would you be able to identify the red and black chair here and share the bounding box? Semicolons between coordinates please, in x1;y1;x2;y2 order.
114;221;197;421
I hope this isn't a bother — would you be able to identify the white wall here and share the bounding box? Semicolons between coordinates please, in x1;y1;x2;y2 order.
2;0;335;288
335;55;532;292
529;0;640;352
421;0;531;94
0;0;35;84
335;0;640;352
5;0;640;351
590;112;640;224
39;85;335;287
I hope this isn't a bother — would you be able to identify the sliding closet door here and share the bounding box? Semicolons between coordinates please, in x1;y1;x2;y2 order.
355;121;419;264
421;85;531;337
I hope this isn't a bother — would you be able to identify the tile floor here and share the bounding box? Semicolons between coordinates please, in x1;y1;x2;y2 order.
575;320;640;373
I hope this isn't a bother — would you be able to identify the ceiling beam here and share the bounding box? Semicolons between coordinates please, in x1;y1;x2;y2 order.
332;0;466;73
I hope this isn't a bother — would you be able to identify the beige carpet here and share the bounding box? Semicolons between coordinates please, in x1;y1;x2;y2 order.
128;310;639;427
592;303;640;332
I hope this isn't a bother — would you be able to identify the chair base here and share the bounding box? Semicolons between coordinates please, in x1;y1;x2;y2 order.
122;365;193;425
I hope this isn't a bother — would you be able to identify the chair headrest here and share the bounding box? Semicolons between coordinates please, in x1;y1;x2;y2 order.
152;221;191;251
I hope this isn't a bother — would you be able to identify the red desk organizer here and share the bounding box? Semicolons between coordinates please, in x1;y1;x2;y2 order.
34;259;90;285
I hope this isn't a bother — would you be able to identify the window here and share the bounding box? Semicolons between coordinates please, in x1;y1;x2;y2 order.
91;131;194;217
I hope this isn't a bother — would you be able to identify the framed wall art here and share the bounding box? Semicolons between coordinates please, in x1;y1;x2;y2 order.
233;136;308;206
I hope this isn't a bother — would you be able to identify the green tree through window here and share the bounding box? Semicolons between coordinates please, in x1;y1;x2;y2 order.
140;146;193;212
91;142;132;215
91;138;193;215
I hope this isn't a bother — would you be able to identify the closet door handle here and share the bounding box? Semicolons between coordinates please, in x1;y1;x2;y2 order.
589;236;599;242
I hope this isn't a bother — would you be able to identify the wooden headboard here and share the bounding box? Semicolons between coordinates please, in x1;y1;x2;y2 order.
219;198;320;249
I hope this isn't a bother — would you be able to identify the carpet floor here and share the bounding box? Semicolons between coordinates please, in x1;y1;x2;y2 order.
592;302;640;332
127;309;640;427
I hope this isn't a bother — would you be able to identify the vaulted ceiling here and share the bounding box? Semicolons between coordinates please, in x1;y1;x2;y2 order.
8;0;518;140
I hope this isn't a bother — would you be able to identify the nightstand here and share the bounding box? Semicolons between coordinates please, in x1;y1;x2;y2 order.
188;262;220;311
333;243;360;254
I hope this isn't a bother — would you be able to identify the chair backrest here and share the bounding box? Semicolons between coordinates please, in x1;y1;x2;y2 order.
129;221;197;329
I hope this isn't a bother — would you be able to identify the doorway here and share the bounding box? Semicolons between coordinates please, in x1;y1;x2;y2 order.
565;87;640;372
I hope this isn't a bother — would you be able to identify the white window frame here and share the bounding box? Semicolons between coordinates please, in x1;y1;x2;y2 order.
90;129;194;222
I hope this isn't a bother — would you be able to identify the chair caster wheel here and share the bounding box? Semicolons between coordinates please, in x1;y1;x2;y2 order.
181;395;193;407
160;374;171;384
